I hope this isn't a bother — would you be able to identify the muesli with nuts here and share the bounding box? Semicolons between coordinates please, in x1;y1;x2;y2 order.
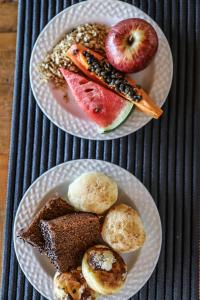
38;23;108;86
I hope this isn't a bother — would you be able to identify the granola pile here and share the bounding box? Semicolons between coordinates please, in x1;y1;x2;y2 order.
39;23;108;86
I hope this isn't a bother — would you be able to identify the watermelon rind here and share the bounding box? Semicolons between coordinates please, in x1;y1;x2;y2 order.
98;101;134;133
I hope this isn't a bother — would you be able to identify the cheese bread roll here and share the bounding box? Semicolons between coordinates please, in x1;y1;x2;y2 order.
102;204;146;253
68;172;118;214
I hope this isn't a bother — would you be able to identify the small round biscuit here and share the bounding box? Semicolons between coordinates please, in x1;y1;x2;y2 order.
82;245;127;295
102;204;146;253
68;172;118;214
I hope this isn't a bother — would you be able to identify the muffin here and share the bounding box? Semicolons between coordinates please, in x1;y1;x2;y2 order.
102;204;146;253
82;245;127;295
68;172;118;214
54;267;98;300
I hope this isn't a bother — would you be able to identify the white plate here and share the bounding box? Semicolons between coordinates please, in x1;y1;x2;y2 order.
30;0;173;140
14;159;162;300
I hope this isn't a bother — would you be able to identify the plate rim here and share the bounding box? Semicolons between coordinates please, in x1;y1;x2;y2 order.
29;0;173;141
14;159;162;300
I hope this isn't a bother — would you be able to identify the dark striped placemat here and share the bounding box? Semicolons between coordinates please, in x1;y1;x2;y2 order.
1;0;199;299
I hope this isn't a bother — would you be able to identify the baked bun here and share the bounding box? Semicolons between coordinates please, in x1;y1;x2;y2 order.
82;245;127;295
102;204;146;253
53;268;98;300
68;172;118;214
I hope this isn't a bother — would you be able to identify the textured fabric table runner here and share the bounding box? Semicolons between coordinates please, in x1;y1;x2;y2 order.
1;1;199;299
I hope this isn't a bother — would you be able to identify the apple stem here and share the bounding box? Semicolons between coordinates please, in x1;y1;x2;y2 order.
127;35;135;45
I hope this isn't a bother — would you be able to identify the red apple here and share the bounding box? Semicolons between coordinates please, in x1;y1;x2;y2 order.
105;18;158;73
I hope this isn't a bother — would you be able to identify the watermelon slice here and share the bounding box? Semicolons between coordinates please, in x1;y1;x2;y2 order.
61;69;134;133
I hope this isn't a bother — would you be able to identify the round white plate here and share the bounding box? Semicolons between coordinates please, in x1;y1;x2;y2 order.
14;159;162;300
30;0;173;140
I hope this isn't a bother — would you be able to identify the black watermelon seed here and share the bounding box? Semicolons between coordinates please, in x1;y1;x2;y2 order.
94;107;102;113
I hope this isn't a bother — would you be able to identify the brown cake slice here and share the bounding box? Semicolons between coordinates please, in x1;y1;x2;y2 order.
18;197;74;252
40;213;102;272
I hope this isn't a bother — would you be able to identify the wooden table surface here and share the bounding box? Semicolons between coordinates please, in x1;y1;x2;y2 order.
0;1;18;281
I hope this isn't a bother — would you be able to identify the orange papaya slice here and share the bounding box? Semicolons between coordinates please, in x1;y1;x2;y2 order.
66;44;163;119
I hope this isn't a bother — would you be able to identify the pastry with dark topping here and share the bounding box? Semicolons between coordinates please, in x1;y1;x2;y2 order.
82;245;127;295
54;267;98;300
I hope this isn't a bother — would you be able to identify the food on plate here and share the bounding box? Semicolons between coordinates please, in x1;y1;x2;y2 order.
39;23;108;86
105;18;158;73
18;197;74;252
82;245;127;295
61;69;133;132
68;172;118;214
66;44;162;119
40;212;102;272
54;268;98;300
102;203;146;253
17;171;149;299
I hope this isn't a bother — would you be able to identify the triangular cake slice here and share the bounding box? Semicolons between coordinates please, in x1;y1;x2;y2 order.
18;197;74;252
40;213;102;272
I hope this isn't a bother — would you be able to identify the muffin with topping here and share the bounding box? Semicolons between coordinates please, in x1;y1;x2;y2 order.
82;245;127;295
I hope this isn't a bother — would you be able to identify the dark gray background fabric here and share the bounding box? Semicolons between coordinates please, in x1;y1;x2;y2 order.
1;0;199;299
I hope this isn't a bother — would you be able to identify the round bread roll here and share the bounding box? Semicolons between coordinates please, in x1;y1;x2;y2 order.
54;268;98;300
68;172;118;214
82;245;127;295
102;204;146;253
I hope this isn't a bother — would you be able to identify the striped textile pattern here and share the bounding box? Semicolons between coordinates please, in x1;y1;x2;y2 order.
1;1;199;299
